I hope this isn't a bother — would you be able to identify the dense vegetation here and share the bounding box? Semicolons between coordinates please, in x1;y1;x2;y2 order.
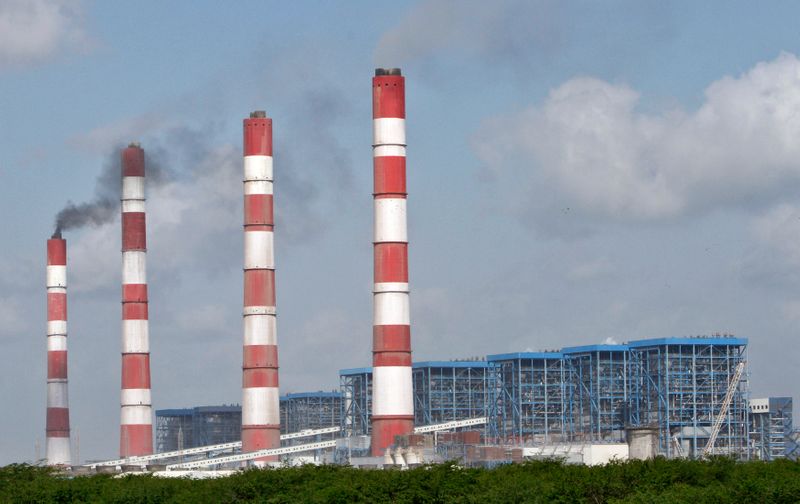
1;458;799;503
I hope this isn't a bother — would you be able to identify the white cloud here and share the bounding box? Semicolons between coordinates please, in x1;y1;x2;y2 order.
473;53;800;229
0;0;89;67
740;203;800;289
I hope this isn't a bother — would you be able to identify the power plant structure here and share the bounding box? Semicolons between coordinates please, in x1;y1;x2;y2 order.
371;68;414;456
120;143;153;457
155;406;242;453
339;336;762;460
40;68;799;472
154;393;343;454
45;236;71;465
151;335;796;466
749;397;796;460
241;110;281;463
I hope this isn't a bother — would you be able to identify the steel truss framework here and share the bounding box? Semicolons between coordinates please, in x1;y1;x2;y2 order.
628;338;749;458
155;409;193;453
487;353;569;444
412;362;500;439
341;337;752;459
155;406;241;453
564;346;630;443
340;363;500;439
279;392;343;440
750;397;793;460
340;368;372;437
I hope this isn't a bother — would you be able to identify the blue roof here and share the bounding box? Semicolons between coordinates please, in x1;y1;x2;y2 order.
562;344;630;354
193;405;241;413
627;337;748;348
339;367;372;376
280;391;342;400
487;352;563;361
412;360;494;369
155;408;194;416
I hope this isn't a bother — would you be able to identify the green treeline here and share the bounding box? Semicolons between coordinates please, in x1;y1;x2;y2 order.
1;458;799;503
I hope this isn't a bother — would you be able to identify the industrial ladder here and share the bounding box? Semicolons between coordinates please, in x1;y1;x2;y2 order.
702;361;745;457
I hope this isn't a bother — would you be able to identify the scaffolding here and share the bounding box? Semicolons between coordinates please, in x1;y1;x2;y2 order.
749;397;793;460
280;392;343;438
487;352;568;444
340;368;372;437
563;345;629;443
628;337;749;458
412;361;500;439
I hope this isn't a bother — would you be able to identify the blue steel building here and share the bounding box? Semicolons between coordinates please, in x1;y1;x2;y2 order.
627;337;749;458
155;392;342;452
340;335;761;459
155;335;789;461
279;391;343;435
488;352;568;444
340;362;500;439
749;397;796;460
155;405;241;453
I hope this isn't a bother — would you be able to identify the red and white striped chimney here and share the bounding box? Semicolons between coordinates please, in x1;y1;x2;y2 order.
120;143;153;457
242;111;280;464
371;68;413;456
46;236;71;465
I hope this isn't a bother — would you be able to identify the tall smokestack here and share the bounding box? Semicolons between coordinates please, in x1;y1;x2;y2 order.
119;143;153;457
242;111;280;464
371;67;413;456
46;236;71;465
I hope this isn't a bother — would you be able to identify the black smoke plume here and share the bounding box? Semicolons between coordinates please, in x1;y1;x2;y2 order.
53;143;170;236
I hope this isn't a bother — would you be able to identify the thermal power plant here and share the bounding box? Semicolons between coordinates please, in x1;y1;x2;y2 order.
45;235;71;465
242;110;281;463
371;67;414;456
340;336;762;461
120;143;153;457
31;68;800;472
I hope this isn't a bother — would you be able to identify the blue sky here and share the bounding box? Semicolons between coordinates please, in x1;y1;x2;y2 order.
2;0;800;464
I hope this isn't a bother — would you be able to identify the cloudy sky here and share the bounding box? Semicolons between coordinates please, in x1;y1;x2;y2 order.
2;0;800;464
